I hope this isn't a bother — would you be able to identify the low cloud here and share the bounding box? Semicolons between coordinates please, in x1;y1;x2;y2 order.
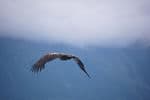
0;0;150;47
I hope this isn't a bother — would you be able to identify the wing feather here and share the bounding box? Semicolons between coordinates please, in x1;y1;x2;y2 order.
31;53;61;72
72;57;91;78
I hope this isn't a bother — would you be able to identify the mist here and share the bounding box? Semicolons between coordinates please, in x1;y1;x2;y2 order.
0;0;150;47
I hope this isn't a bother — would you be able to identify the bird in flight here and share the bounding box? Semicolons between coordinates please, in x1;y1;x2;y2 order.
31;52;91;78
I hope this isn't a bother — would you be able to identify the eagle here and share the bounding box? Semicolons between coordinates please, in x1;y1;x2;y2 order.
31;52;91;78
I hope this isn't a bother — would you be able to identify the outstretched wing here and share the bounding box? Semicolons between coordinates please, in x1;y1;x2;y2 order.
72;57;91;78
31;52;91;78
31;53;61;72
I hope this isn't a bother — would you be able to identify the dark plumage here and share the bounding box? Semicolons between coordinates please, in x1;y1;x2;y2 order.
31;52;91;78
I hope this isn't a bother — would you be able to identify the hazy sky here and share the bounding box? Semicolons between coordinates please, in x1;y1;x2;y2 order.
0;0;150;47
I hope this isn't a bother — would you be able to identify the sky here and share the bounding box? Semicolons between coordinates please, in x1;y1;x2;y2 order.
0;0;150;47
0;1;150;99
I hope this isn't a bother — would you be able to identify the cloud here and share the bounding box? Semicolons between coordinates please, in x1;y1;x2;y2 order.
0;0;150;47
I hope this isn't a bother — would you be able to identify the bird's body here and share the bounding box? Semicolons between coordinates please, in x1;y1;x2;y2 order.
31;52;91;78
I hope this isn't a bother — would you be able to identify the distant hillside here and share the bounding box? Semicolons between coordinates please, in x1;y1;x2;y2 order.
0;37;150;100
